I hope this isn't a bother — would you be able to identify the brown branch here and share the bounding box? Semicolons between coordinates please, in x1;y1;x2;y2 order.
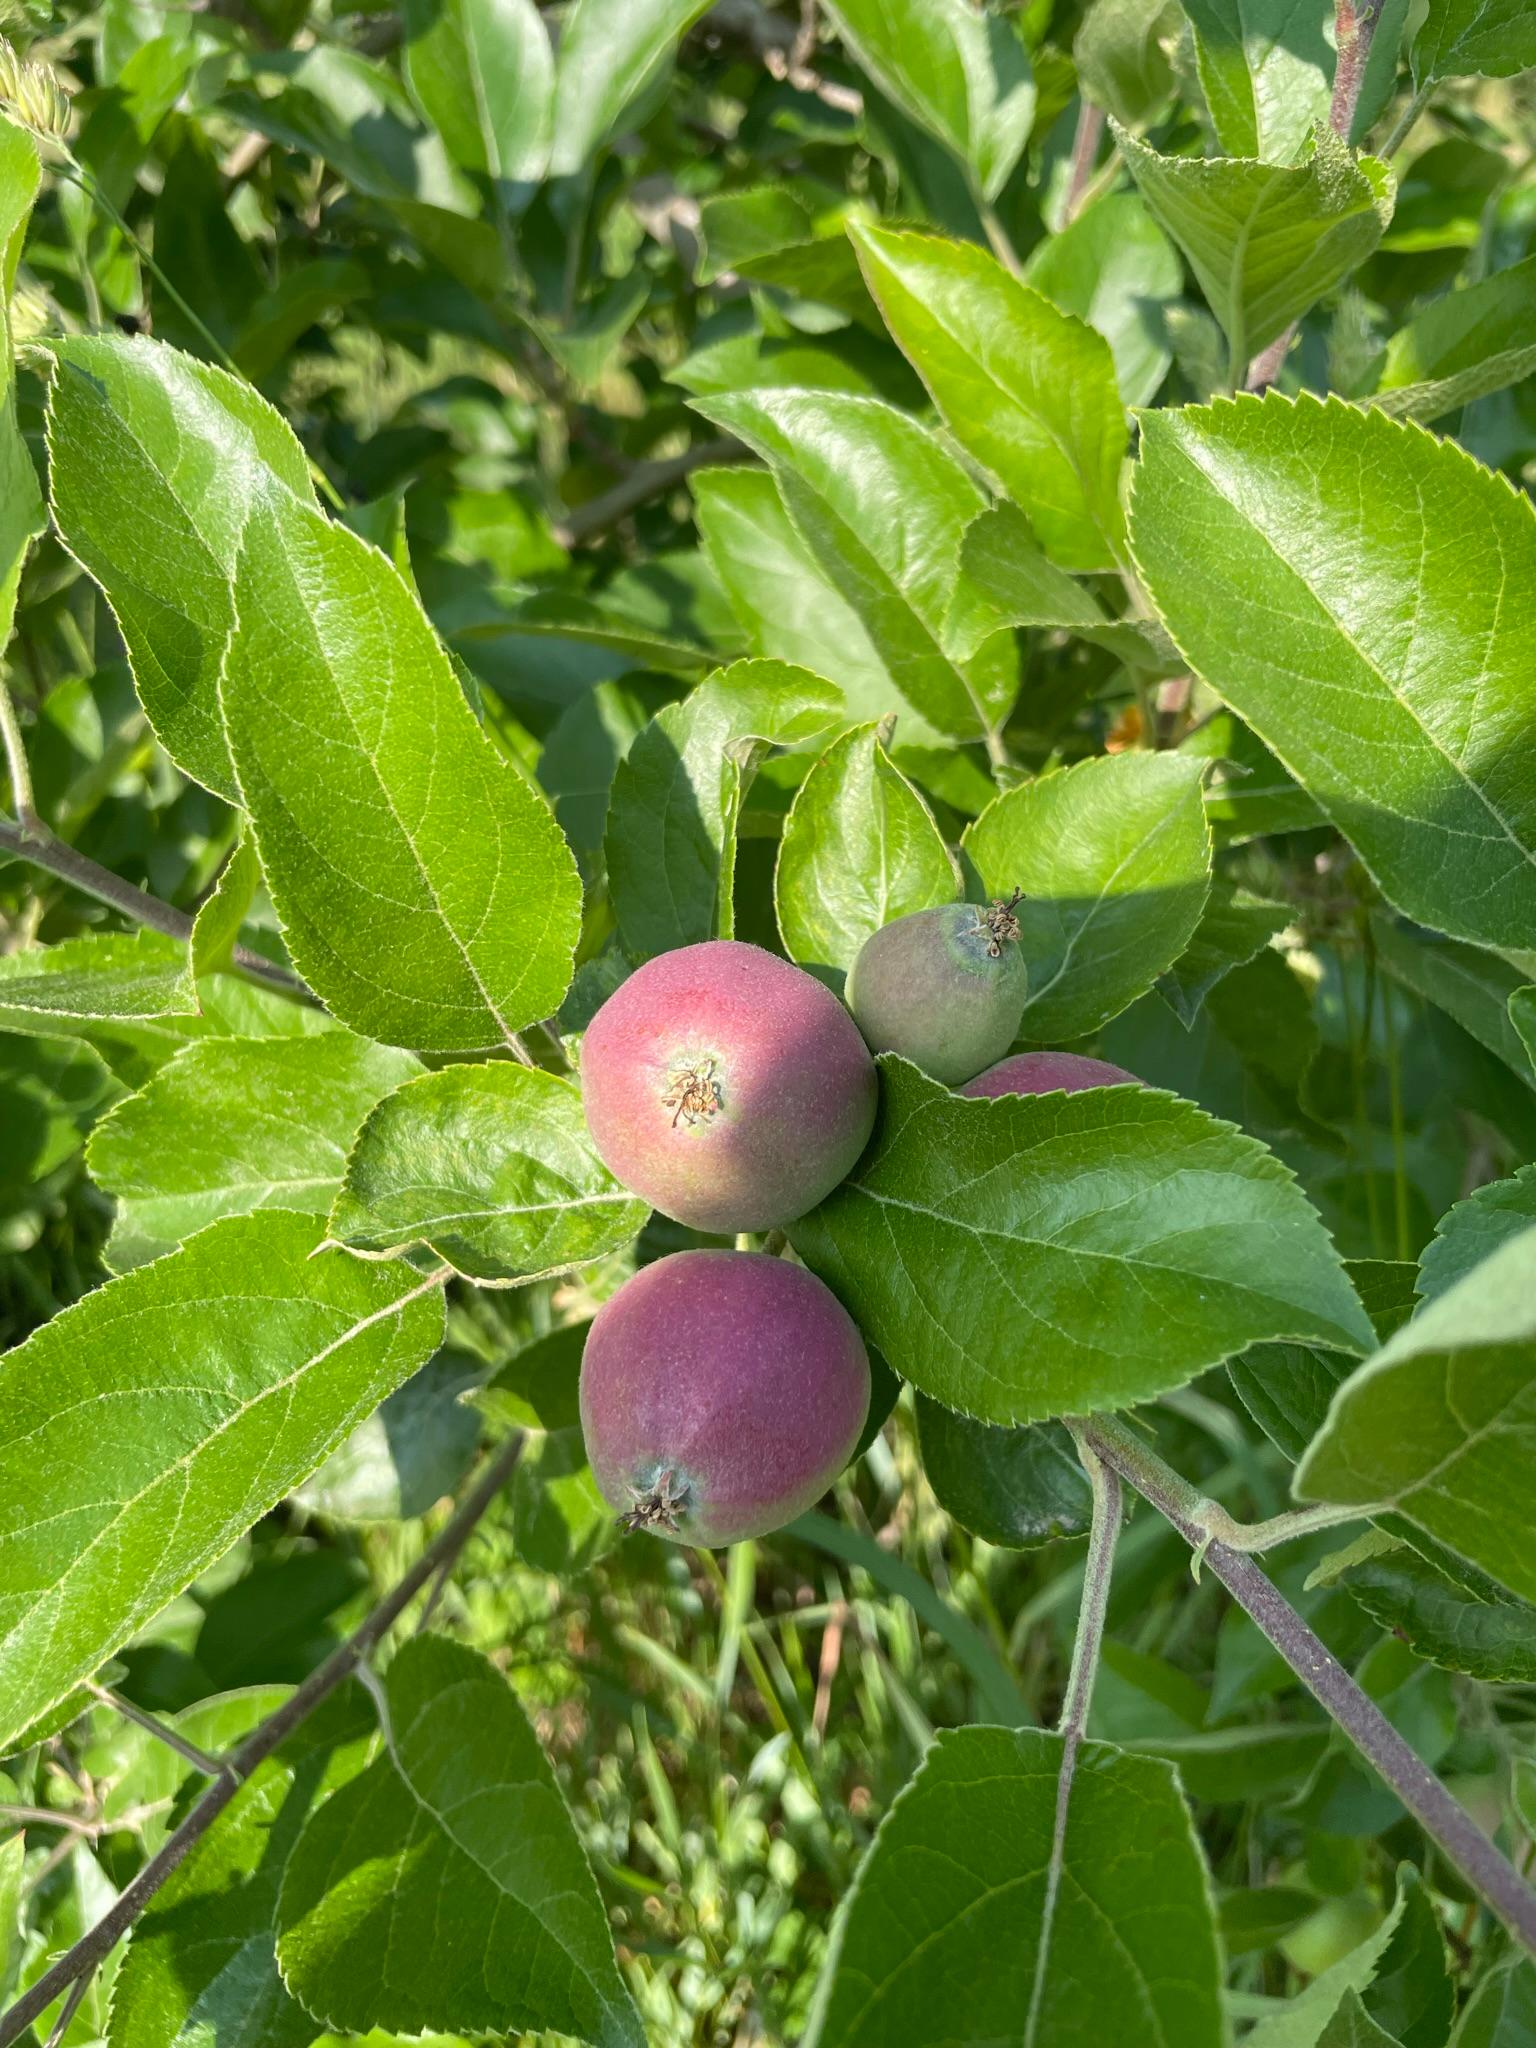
0;817;306;997
0;1432;525;2048
552;438;744;547
1062;102;1107;226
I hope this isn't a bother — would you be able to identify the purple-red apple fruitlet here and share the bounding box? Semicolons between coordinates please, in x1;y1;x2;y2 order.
579;1249;871;1545
961;1050;1141;1097
581;940;877;1233
846;897;1029;1085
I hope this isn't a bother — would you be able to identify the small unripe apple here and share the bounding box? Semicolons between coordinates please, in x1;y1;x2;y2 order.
845;898;1028;1085
579;1249;871;1545
961;1050;1140;1098
580;940;876;1233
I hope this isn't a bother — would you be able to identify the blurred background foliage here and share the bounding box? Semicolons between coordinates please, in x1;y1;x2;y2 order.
1;0;1534;2040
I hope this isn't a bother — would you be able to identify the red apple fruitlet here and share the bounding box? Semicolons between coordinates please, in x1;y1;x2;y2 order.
961;1050;1141;1097
580;940;877;1232
580;1249;871;1545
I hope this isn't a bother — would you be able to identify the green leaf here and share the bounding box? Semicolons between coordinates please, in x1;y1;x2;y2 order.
944;502;1170;669
0;1209;443;1751
1418;1166;1536;1304
402;0;552;203
45;334;316;798
224;488;581;1050
0;1037;115;1207
606;656;842;957
475;1319;587;1433
108;1691;374;2048
293;1352;484;1521
0;928;197;1027
820;0;1034;201
695;186;879;329
851;221;1127;571
1023;191;1182;407
328;1063;649;1282
963;752;1212;1043
801;1725;1223;2047
1342;1544;1536;1684
1180;0;1332;163
1411;0;1536;83
1075;0;1178;128
547;0;711;175
1370;914;1535;1088
276;1635;643;2046
1373;252;1536;423
1357;1865;1452;2048
692;468;945;746
1244;1869;1423;2048
1129;393;1536;950
1297;1223;1536;1603
1158;883;1290;1028
512;1427;615;1574
914;1398;1093;1546
1181;709;1324;843
1450;1961;1536;2048
86;1031;422;1268
788;1059;1372;1427
1317;1992;1403;2048
690;391;1019;744
189;835;263;980
0;119;43;657
775;722;958;989
1115;126;1393;364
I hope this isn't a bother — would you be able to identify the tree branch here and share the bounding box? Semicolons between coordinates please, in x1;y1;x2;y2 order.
1084;1418;1536;1956
0;1431;525;2048
0;817;306;998
552;438;744;547
1062;102;1107;227
1246;0;1380;392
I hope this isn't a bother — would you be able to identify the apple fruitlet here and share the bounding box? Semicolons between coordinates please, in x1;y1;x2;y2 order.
962;1050;1141;1097
580;1249;871;1545
581;940;877;1233
846;900;1029;1086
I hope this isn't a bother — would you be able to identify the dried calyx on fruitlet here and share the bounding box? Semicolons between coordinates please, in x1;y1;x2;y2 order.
580;939;877;1234
845;894;1030;1086
580;1249;872;1546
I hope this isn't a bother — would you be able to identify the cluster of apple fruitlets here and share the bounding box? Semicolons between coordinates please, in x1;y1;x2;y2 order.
578;909;1140;1544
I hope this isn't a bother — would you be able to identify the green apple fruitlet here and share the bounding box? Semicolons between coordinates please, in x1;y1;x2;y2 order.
580;940;877;1233
845;898;1029;1085
961;1050;1141;1097
579;1249;871;1545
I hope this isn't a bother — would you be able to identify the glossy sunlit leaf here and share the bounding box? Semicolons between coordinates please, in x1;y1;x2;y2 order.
820;0;1034;200
788;1059;1372;1426
692;468;945;745
0;1210;444;1751
328;1063;649;1282
87;1032;422;1267
276;1635;644;2046
691;390;1019;744
914;1398;1093;1547
0;119;42;657
1374;253;1536;423
802;1725;1223;2047
1130;393;1536;949
606;656;842;956
223;489;581;1050
0;928;196;1027
1024;191;1182;406
1116;126;1393;362
1297;1224;1536;1603
45;334;316;797
189;835;263;980
1181;0;1332;163
963;751;1212;1042
1418;1166;1536;1304
402;0;552;203
945;503;1168;669
852;221;1126;570
547;0;711;175
775;722;958;987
